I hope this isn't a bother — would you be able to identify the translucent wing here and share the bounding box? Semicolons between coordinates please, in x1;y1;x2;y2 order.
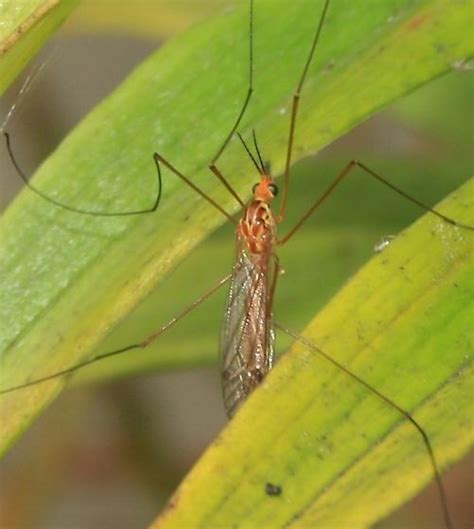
220;248;276;417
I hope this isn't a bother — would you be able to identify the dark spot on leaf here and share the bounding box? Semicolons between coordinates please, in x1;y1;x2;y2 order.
324;59;336;71
159;491;181;519
265;482;282;496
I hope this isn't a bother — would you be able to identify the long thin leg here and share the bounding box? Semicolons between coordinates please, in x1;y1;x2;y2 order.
209;164;246;208
0;274;232;395
154;153;236;224
206;0;255;209
209;0;254;168
278;0;331;221
278;160;474;245
276;323;453;529
4;132;162;216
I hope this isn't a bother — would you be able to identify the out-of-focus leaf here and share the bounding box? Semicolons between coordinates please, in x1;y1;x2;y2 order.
0;0;79;95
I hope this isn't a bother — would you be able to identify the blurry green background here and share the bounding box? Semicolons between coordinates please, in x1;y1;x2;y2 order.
0;1;472;528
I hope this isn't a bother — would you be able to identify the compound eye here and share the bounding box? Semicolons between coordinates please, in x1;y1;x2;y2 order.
252;183;259;194
268;183;278;196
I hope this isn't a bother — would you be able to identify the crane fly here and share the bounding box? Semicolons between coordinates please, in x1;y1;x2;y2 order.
1;1;473;528
220;135;279;417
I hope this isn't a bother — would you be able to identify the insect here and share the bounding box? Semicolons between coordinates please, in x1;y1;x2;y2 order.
1;1;472;528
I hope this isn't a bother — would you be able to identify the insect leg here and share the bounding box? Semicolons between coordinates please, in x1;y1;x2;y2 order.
0;274;231;395
3;132;162;216
278;160;473;245
276;323;454;529
208;0;254;168
209;164;246;208
206;0;255;209
278;0;331;221
154;153;236;223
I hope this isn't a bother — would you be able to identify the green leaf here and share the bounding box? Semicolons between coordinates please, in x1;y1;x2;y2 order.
0;0;79;95
0;0;472;487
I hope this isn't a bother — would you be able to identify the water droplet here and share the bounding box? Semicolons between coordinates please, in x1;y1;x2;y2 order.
374;235;396;253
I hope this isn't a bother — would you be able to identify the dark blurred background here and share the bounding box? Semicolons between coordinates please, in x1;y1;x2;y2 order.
0;1;472;528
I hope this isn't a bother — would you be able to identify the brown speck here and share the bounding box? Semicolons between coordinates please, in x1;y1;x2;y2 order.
265;482;282;496
156;491;181;522
406;13;429;31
